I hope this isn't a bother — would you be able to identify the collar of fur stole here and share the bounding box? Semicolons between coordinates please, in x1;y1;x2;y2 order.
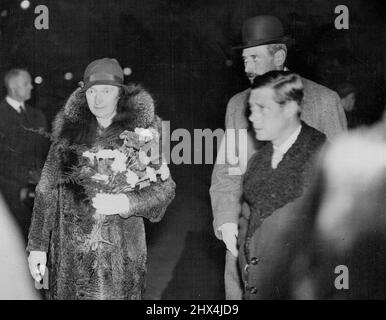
51;83;156;148
243;123;326;249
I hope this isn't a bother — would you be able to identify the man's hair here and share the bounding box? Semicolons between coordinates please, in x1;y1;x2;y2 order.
251;70;304;108
4;68;27;92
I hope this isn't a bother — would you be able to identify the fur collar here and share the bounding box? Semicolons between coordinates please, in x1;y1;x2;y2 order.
243;122;326;261
52;84;156;146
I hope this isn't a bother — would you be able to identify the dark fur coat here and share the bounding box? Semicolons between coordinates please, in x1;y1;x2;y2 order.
27;84;176;300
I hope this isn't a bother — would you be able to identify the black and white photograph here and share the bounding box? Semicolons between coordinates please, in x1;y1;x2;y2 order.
0;0;385;306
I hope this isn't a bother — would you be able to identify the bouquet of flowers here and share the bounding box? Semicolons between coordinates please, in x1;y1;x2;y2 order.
73;127;170;251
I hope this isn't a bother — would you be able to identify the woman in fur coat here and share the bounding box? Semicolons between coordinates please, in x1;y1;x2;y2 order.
27;58;176;300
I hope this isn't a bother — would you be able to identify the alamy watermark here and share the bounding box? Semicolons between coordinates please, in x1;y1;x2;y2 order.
334;5;349;30
157;121;248;175
334;265;349;290
34;5;49;30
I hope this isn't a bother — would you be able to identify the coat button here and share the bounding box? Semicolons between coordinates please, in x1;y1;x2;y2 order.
249;286;258;294
250;257;260;265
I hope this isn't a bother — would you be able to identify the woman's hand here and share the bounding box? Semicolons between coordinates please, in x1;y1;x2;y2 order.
28;251;47;282
92;193;131;216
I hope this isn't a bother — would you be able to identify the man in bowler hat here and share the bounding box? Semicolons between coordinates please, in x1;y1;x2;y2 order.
210;15;347;299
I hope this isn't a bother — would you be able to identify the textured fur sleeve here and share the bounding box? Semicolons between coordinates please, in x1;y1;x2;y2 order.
27;143;60;251
120;176;176;222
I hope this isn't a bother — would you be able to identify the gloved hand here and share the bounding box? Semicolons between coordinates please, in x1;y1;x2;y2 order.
218;222;239;257
92;193;130;216
28;251;47;282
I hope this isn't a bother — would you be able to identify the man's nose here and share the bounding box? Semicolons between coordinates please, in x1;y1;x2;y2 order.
95;92;102;105
244;60;254;73
249;111;260;123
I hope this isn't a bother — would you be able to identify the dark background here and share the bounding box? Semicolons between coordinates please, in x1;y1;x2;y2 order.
0;0;385;299
0;0;385;129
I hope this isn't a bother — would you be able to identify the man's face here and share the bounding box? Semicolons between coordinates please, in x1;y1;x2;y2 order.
86;85;120;119
242;45;277;83
10;71;33;102
248;87;291;145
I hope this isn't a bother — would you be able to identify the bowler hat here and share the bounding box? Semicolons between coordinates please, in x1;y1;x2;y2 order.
79;58;125;92
233;15;293;50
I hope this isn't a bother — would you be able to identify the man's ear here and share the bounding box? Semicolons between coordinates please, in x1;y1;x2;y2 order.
273;49;286;68
8;78;18;97
285;101;299;118
9;87;16;98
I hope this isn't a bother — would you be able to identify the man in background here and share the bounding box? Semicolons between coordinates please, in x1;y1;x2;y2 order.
336;82;362;128
0;69;49;241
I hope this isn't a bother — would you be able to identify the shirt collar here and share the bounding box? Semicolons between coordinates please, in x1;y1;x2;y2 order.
6;96;24;112
273;124;302;156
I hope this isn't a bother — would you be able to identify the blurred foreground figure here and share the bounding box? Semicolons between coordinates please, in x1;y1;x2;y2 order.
282;114;386;299
0;193;39;299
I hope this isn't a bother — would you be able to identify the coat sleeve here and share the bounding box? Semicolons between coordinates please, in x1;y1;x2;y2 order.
119;175;176;222
210;97;244;240
302;82;347;141
27;143;60;252
319;91;347;141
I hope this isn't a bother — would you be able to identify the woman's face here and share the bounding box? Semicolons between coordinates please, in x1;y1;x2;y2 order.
86;85;120;119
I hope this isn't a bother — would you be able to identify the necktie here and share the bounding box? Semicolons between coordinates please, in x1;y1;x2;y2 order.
19;105;30;124
271;147;284;169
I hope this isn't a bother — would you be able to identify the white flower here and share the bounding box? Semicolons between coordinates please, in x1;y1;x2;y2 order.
91;173;109;182
95;149;115;159
157;163;170;181
111;150;127;160
82;151;95;163
138;151;150;165
135;128;153;141
126;169;139;187
111;160;126;173
110;151;128;172
146;167;157;182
